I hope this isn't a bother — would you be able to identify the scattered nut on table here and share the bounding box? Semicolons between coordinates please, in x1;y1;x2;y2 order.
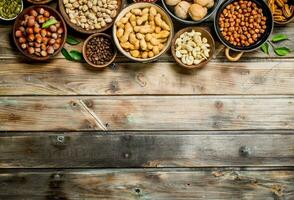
175;30;210;65
116;6;171;59
63;0;119;31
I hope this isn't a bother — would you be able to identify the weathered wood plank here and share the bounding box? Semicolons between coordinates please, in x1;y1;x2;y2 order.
0;132;294;168
1;22;294;60
0;169;293;199
1;60;294;95
0;96;293;131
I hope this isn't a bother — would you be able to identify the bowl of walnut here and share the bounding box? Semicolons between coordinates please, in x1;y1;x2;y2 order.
113;3;174;62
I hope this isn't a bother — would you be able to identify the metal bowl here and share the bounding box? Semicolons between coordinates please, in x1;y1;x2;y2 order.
161;0;220;25
0;0;23;21
214;0;274;52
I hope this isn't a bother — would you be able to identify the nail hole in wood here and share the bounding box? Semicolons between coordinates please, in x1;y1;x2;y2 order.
135;188;140;193
124;153;130;159
239;146;251;157
57;136;65;143
71;101;77;107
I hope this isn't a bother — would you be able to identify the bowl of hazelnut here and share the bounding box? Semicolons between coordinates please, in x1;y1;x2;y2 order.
171;27;215;69
13;5;67;61
113;3;174;62
214;0;273;61
161;0;220;24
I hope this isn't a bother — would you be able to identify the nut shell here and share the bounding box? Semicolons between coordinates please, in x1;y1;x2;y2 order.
189;4;207;21
174;1;191;19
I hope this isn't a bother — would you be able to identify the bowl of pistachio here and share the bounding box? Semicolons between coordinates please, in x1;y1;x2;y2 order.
0;0;23;21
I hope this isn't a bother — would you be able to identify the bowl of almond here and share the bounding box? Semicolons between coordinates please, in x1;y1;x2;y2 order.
268;0;294;25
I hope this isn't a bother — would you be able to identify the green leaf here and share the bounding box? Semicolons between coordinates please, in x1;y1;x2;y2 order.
42;18;58;29
272;34;288;43
274;47;291;56
66;35;80;45
260;42;269;55
69;50;83;61
61;48;73;61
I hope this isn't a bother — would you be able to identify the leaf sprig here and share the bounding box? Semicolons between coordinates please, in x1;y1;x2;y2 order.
62;35;83;62
61;48;84;62
261;34;291;56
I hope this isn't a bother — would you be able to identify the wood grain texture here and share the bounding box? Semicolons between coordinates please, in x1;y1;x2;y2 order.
0;132;294;168
1;60;294;95
0;169;293;199
0;96;293;131
1;22;294;60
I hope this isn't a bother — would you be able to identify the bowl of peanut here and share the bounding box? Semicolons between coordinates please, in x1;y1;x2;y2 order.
113;3;174;62
214;0;273;61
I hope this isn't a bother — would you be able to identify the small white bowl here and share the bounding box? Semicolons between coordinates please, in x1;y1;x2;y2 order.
0;0;23;21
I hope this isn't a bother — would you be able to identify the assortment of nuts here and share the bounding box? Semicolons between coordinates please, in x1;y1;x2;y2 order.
85;35;115;65
269;0;293;23
115;6;171;59
165;0;214;21
175;30;210;65
219;0;267;47
15;8;64;57
63;0;119;31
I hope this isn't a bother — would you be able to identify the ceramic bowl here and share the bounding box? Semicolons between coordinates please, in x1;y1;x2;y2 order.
0;0;23;21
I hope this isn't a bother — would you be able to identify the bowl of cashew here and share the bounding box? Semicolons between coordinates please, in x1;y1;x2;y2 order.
113;2;174;62
171;27;215;69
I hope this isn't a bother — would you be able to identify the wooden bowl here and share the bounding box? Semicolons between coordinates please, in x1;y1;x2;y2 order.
13;5;67;61
113;2;174;62
171;27;215;69
268;0;294;26
26;0;53;4
83;33;117;68
58;0;122;34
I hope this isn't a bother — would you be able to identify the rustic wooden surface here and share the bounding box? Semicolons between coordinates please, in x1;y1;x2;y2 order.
0;0;294;199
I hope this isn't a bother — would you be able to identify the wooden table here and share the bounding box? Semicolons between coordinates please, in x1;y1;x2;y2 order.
1;1;294;199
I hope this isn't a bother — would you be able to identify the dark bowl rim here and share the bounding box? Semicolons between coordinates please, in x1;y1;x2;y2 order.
161;0;221;25
82;33;117;68
26;0;53;5
13;5;67;61
214;0;274;52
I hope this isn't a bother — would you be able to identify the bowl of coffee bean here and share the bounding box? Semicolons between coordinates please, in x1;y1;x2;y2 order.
83;33;117;68
214;0;273;61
